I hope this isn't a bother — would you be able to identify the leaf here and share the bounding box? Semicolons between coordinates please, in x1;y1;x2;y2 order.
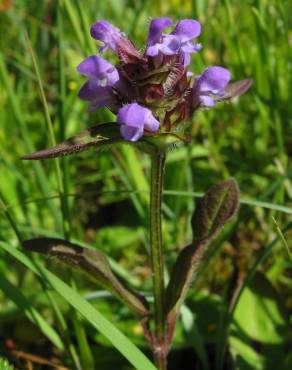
165;179;240;342
21;122;184;160
180;305;210;370
23;238;149;317
0;242;157;370
229;272;292;370
215;79;253;102
0;358;13;370
191;178;240;243
21;123;123;160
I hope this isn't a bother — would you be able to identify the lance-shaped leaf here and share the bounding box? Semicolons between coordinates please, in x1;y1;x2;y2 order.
215;79;253;102
191;178;240;243
23;238;149;317
21;122;184;160
165;179;240;343
21;123;123;160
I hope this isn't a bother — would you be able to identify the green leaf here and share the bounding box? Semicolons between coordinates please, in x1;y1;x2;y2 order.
0;358;13;370
141;133;184;153
0;242;157;370
23;238;149;317
229;272;292;370
21;123;123;160
165;179;240;342
180;305;210;370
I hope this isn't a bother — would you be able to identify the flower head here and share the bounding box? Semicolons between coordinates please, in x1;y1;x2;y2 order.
77;17;250;142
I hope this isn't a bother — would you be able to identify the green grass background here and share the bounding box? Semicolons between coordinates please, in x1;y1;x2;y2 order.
0;0;291;369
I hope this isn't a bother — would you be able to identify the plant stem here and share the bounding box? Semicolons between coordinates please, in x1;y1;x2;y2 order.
149;152;167;370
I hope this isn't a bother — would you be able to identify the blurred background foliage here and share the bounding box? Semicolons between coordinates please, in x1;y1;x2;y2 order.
0;0;291;369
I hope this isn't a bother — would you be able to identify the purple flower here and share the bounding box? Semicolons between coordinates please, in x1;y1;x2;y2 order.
146;17;178;57
77;56;119;110
147;17;173;46
77;55;119;86
87;86;118;112
172;19;202;66
146;35;180;57
193;66;231;107
145;18;201;63
172;19;201;42
117;103;160;141
146;18;178;56
91;20;123;53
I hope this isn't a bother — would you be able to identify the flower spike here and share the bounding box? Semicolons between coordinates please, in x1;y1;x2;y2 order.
74;18;250;141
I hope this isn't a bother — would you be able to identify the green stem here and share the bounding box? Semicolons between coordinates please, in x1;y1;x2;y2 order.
149;152;167;370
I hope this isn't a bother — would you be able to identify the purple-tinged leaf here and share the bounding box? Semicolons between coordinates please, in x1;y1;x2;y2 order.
191;179;240;242
21;123;122;160
215;78;253;102
117;38;147;65
23;238;149;317
165;179;240;344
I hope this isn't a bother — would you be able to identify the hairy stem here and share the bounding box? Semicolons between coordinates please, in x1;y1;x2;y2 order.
149;152;167;369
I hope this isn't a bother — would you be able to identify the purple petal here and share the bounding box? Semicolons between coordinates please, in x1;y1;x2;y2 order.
158;35;180;55
77;56;111;77
193;66;232;107
146;44;160;57
143;109;160;132
180;42;202;66
90;20;122;52
78;74;119;112
199;95;215;107
120;125;144;141
96;88;117;108
88;96;118;112
77;56;119;86
147;17;173;45
172;19;201;42
79;80;98;100
117;103;160;141
79;83;117;111
87;88;118;112
181;40;202;54
197;67;231;93
117;103;146;128
146;35;180;56
183;52;191;67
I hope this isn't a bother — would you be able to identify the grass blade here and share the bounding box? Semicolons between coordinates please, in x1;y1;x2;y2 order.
0;272;64;350
0;243;157;370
